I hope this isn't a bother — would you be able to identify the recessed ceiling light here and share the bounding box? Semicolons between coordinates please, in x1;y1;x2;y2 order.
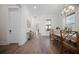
34;6;37;9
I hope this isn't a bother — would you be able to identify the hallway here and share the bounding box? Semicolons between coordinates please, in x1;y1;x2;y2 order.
0;4;79;54
0;34;60;54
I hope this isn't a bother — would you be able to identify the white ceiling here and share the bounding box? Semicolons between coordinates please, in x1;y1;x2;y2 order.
8;4;79;16
25;4;64;16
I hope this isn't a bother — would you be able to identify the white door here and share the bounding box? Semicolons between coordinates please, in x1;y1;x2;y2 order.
8;8;19;43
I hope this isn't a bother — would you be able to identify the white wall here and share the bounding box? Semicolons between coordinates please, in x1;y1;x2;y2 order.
0;5;33;45
19;5;33;45
0;5;8;45
51;15;62;29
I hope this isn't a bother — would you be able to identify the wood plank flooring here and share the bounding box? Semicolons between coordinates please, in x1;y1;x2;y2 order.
0;34;60;54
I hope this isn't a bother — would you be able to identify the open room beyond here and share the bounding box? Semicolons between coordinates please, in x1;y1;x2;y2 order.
0;4;79;54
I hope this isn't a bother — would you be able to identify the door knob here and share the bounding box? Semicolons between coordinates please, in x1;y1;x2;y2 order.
9;29;12;33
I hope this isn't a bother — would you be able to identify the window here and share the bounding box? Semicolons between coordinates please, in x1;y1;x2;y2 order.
65;14;75;25
45;19;51;31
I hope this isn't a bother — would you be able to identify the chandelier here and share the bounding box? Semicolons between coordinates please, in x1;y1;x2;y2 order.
62;5;75;16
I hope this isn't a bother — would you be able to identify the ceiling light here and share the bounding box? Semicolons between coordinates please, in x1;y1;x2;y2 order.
34;6;37;8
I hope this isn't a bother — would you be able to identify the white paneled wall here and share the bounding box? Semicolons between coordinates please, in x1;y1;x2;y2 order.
0;5;8;45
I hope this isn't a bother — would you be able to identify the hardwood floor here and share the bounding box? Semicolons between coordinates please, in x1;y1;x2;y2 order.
0;34;60;54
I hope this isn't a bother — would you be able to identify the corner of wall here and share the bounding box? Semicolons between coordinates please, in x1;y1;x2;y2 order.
18;38;28;46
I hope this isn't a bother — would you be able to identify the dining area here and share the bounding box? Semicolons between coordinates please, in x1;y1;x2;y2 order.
50;27;79;53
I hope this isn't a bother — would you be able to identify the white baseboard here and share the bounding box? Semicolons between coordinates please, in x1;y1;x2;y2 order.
18;39;28;46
